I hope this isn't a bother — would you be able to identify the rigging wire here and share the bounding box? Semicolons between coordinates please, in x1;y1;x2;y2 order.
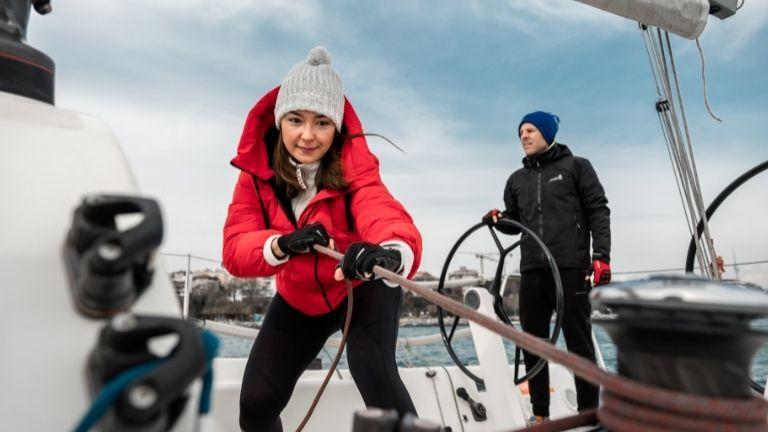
639;26;721;280
614;259;768;276
665;30;721;279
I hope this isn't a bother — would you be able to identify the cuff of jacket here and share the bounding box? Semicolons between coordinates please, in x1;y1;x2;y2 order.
379;239;414;288
264;234;289;266
592;252;610;263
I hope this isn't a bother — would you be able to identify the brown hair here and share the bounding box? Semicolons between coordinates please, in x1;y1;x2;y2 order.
272;129;349;198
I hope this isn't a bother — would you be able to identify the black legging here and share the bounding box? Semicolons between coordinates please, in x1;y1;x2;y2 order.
239;279;416;431
519;267;599;417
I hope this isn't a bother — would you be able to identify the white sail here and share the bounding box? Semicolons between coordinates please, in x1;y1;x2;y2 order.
573;0;709;39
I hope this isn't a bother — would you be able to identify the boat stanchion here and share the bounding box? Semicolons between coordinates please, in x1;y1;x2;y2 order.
64;194;163;318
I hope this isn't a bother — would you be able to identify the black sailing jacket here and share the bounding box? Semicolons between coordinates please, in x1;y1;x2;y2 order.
500;143;611;272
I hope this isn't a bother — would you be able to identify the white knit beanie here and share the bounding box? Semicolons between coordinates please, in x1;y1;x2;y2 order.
274;46;344;131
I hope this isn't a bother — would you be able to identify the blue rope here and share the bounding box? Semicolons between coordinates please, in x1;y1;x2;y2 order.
72;360;161;432
199;329;220;414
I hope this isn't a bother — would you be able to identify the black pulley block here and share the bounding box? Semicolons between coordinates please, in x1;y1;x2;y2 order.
64;194;163;318
87;314;207;431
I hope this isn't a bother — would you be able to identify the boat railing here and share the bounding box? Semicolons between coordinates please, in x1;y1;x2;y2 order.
196;319;472;348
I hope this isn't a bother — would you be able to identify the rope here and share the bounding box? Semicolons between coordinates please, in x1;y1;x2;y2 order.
198;329;221;414
313;245;768;432
294;279;354;432
72;329;219;431
440;366;467;432
695;38;722;122
73;361;161;432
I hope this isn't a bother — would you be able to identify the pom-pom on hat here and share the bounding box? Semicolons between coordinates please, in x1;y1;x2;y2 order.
274;46;344;131
519;111;560;145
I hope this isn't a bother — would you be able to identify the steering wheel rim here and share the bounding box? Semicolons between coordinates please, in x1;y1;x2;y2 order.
436;218;564;387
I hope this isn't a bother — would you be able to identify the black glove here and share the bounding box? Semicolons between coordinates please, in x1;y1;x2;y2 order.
276;223;330;257
482;209;502;225
340;242;403;280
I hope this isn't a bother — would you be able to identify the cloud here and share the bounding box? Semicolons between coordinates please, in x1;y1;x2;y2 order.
465;0;626;36
701;0;768;59
28;0;768;290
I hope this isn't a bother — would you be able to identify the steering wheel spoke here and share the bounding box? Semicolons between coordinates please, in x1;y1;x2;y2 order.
447;315;460;342
487;224;505;253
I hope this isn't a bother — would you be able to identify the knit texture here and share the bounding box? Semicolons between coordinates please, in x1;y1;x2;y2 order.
274;46;344;131
519;111;560;145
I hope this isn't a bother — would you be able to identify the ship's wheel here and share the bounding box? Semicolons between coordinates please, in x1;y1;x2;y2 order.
436;219;564;387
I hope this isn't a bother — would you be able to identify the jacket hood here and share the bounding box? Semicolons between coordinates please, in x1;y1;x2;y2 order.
522;143;573;168
231;86;381;192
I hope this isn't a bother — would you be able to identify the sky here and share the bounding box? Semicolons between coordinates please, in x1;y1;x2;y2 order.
27;0;768;285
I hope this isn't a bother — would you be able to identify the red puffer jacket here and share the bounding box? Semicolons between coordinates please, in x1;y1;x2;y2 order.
223;87;422;316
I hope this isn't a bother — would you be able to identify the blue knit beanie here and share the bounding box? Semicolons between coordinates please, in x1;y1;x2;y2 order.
518;111;560;145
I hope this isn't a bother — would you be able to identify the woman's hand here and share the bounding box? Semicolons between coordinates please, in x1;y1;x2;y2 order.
334;242;403;281
273;223;333;258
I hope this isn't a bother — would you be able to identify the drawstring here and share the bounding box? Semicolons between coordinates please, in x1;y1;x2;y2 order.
313;251;334;312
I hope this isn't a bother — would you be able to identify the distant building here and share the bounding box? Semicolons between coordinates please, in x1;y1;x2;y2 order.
413;271;438;281
449;266;479;280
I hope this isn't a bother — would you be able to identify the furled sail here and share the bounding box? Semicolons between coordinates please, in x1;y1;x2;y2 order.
573;0;709;39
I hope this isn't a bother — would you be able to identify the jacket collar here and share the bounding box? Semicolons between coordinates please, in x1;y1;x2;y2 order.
522;142;572;168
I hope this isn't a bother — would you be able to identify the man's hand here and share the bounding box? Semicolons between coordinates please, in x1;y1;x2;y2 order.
482;209;502;225
592;259;611;286
716;255;725;275
274;223;331;258
334;242;403;281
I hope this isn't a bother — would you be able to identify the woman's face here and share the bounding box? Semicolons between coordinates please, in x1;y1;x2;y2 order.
280;110;336;164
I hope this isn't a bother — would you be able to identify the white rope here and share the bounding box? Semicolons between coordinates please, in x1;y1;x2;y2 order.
695;38;722;122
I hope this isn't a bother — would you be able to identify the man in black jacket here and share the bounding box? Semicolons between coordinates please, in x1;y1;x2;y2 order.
484;111;611;423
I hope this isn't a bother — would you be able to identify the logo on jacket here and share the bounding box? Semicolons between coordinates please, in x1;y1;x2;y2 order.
548;174;563;183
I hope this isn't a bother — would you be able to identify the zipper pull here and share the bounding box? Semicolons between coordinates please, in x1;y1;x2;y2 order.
296;164;307;190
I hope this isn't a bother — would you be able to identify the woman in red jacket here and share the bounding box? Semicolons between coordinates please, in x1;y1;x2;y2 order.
223;46;422;432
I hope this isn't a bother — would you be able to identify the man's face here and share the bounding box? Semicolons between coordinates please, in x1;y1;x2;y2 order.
519;123;549;156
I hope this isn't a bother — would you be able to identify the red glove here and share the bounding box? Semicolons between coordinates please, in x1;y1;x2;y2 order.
592;259;611;286
482;209;502;225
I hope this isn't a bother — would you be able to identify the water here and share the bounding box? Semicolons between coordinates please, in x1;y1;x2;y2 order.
218;321;768;386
